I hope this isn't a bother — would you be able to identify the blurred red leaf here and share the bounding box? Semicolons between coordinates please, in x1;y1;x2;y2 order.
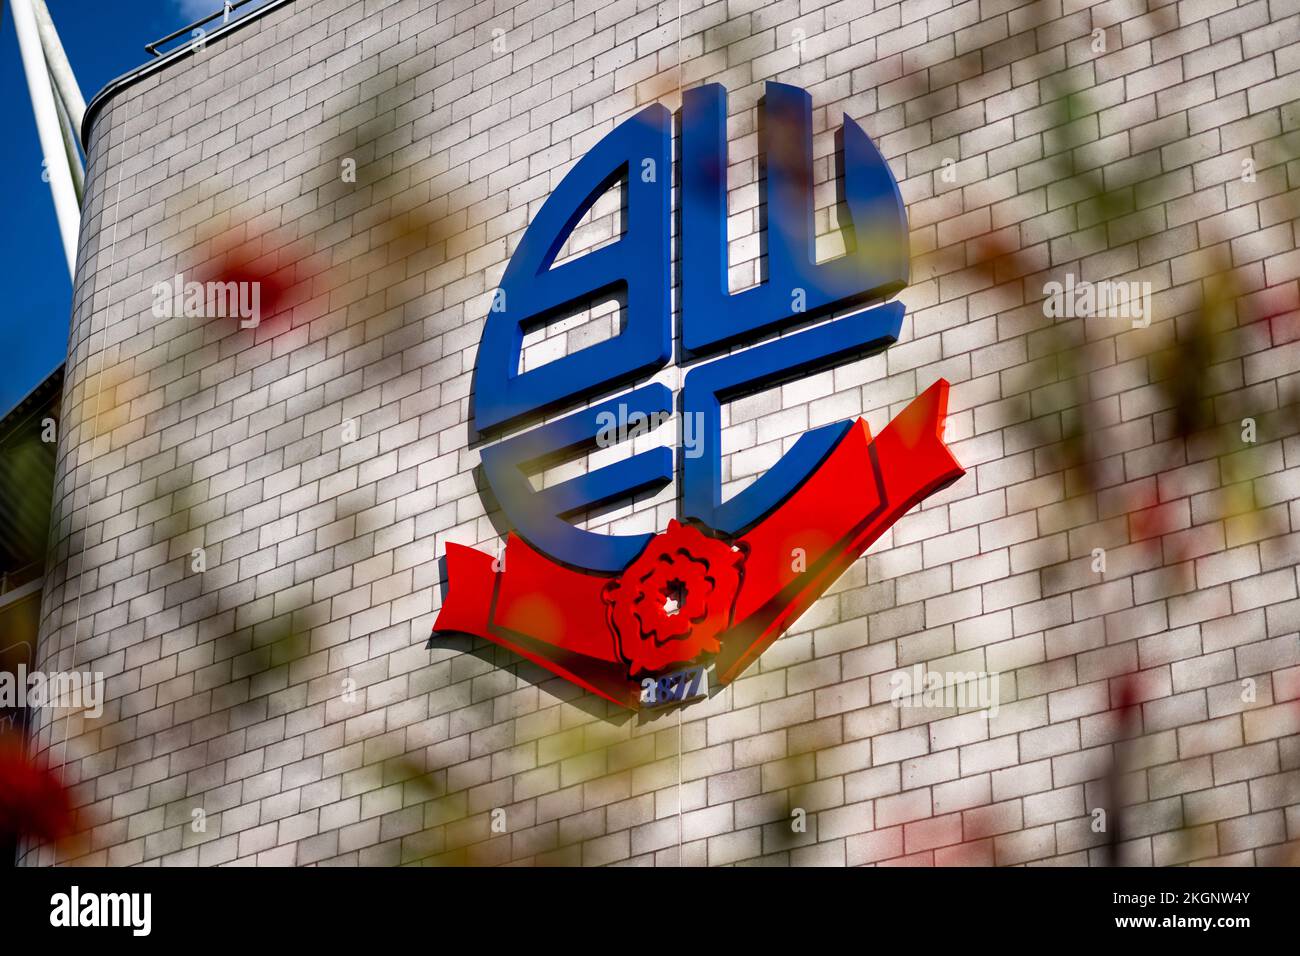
0;738;72;844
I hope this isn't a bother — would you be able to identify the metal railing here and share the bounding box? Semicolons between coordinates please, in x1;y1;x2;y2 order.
144;0;262;57
0;563;42;597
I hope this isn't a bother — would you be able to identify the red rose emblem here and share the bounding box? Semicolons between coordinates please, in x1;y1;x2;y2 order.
602;520;746;677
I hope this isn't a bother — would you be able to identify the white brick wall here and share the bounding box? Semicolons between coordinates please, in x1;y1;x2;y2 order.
18;0;1300;866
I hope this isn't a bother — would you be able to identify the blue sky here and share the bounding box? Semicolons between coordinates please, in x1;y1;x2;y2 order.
0;0;271;418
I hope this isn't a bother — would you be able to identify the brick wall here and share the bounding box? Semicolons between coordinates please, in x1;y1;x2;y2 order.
19;0;1300;866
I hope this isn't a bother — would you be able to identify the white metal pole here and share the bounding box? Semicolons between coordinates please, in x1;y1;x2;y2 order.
30;0;86;203
10;0;80;278
32;0;85;129
51;74;85;203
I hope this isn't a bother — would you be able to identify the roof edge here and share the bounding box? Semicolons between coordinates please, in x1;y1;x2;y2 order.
0;364;63;443
80;0;298;151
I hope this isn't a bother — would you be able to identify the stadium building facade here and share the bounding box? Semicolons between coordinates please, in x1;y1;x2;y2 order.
18;0;1300;866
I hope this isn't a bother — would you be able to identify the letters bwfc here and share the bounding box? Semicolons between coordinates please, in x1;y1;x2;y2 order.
432;83;965;709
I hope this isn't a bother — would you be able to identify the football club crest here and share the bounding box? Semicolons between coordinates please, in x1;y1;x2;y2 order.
433;82;964;709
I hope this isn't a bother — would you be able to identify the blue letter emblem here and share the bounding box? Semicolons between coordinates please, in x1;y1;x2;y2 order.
474;83;909;572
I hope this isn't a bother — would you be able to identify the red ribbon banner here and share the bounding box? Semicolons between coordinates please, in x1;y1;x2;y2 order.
433;379;965;709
